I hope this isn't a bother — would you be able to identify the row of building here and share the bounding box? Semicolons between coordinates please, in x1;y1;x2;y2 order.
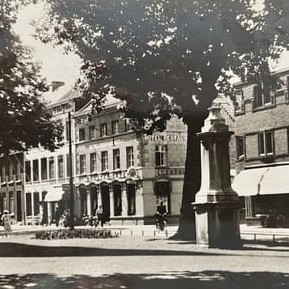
1;67;289;226
0;82;187;225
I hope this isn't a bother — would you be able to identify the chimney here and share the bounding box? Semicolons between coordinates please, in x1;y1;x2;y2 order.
51;81;65;92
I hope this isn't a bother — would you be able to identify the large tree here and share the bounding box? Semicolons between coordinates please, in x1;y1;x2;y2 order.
0;1;63;155
38;0;289;239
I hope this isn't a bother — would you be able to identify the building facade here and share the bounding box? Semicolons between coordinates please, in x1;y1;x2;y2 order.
232;68;289;224
0;152;25;223
73;98;187;225
23;84;77;225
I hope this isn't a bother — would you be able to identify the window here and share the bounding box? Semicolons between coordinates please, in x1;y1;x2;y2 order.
126;146;134;168
124;119;130;132
253;83;272;108
25;161;31;182
155;145;167;166
100;123;107;137
89;126;95;139
9;191;14;214
79;128;86;141
8;162;13;181
49;157;55;179
236;136;245;159
1;164;6;181
65;121;70;141
58;155;64;178
101;151;108;171
41;158;47;180
112;120;119;135
234;89;244;113
90;153;97;173
33;192;40;216
113;149;121;170
127;184;136;215
26;193;32;216
113;184;122;216
16;163;21;180
258;131;274;156
33;159;39;182
57;120;64;143
79;154;86;174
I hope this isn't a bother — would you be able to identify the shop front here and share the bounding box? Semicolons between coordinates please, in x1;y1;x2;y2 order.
232;164;289;227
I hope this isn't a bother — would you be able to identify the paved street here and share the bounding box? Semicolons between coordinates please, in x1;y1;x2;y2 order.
1;226;289;289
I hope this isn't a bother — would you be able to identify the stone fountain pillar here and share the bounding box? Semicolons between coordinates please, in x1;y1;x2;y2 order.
193;104;242;249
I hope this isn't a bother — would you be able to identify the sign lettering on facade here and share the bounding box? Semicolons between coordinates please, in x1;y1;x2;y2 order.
156;168;185;176
145;134;186;142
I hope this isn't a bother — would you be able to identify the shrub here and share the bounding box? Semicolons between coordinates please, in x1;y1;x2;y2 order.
34;228;118;240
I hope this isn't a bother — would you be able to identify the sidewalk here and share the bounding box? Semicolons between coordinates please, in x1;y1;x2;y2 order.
2;222;289;238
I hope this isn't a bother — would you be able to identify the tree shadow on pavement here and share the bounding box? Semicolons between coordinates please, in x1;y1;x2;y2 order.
0;242;223;257
1;271;289;289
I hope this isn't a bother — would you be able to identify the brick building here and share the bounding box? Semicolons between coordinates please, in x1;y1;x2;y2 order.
73;96;187;224
232;68;289;225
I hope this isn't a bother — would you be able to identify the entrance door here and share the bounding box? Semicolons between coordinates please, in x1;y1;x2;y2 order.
101;184;110;218
113;184;122;216
16;191;22;222
155;181;171;214
90;186;98;215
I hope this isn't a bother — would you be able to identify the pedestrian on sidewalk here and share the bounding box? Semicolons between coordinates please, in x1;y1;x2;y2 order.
95;205;105;228
1;210;12;237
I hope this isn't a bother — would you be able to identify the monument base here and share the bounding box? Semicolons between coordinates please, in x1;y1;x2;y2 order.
193;202;243;249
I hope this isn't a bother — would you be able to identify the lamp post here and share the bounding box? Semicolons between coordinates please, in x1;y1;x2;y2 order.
68;111;74;229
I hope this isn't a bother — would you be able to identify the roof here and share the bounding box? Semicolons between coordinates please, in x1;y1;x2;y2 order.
42;85;78;107
74;94;123;118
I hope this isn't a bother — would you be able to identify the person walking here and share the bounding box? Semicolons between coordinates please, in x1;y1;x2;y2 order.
95;205;104;228
1;210;12;237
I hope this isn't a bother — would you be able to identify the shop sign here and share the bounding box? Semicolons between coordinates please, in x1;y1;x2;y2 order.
145;134;186;142
156;168;185;176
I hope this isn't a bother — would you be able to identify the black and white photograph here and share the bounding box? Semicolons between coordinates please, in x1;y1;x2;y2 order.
1;0;289;288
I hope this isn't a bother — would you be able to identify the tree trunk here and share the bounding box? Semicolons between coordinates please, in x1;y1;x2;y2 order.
170;118;204;240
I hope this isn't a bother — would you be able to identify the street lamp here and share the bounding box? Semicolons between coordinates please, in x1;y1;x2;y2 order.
68;112;74;229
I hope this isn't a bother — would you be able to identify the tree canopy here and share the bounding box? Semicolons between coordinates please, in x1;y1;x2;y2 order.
0;1;63;155
37;0;289;126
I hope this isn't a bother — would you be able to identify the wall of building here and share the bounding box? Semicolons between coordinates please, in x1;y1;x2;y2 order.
232;69;289;222
0;153;25;223
74;104;187;225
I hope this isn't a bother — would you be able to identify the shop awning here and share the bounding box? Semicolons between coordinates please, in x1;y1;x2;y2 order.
232;165;289;196
44;187;65;202
232;167;269;196
259;165;289;195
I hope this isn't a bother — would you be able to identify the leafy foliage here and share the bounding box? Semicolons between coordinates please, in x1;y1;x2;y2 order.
38;0;289;127
0;0;63;154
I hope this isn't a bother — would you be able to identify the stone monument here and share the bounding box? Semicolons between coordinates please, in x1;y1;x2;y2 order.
193;103;242;249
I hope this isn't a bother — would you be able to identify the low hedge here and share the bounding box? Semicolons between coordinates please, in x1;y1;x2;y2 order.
34;228;118;240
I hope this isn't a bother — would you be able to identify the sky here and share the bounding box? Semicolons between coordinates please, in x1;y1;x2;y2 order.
14;1;289;87
14;2;81;88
